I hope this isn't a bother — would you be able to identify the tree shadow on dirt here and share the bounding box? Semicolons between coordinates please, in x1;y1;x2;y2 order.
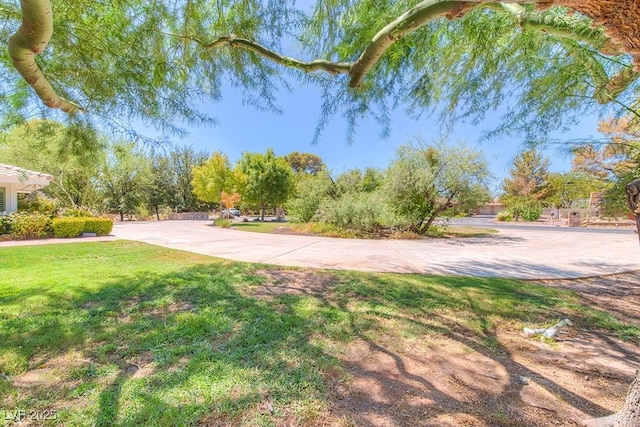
3;265;639;426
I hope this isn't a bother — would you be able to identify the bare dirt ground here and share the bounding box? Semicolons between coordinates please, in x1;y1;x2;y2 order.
251;270;640;427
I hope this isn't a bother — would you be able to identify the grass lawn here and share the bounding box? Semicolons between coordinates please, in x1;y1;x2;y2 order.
230;222;286;234
0;241;637;426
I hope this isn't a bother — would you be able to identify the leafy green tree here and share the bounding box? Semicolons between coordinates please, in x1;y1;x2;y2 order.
546;172;605;209
237;149;295;220
501;149;550;221
168;146;209;212
97;142;152;221
146;152;175;220
284;152;325;175
0;120;103;209
191;151;238;209
385;140;492;234
287;171;334;223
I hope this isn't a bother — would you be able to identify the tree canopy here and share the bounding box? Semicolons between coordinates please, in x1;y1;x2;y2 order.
1;1;639;142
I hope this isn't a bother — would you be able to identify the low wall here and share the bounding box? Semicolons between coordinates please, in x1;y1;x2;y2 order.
167;212;210;220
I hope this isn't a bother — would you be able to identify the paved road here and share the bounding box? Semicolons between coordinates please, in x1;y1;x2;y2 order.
105;220;640;279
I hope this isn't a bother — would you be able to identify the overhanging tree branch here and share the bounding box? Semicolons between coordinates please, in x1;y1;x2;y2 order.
9;0;82;113
168;32;352;75
348;0;475;88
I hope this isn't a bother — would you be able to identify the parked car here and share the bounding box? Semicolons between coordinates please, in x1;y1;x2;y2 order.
222;208;241;217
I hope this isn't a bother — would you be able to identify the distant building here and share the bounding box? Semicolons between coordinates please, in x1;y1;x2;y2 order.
474;199;505;216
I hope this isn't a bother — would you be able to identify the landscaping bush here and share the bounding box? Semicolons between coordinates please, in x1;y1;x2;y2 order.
10;213;52;239
17;192;57;215
0;216;12;235
496;211;513;222
61;208;93;217
52;217;85;238
511;202;543;222
316;192;384;232
82;217;114;235
213;218;232;228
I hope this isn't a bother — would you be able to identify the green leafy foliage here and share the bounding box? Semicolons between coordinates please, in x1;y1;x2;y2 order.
191;151;237;205
287;172;334;222
316;190;385;232
52;217;85;238
385;139;492;233
9;212;52;239
501;149;550;221
82;218;114;235
508;199;543;222
237;148;295;220
96;142;152;221
496;211;513;222
0;216;12;234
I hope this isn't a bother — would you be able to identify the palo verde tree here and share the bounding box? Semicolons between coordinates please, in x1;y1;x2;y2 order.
385;139;492;234
2;1;640;143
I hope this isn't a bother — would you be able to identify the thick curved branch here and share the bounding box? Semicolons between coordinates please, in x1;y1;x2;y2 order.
170;33;353;76
8;0;82;114
348;0;475;88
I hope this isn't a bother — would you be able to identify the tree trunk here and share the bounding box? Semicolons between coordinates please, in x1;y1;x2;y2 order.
584;370;640;426
154;204;160;221
261;204;266;221
119;211;124;222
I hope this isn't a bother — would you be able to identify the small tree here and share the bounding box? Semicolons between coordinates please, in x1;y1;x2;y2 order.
220;191;241;212
97;142;151;221
237;149;295;220
385;139;492;234
501;149;550;221
191;151;236;211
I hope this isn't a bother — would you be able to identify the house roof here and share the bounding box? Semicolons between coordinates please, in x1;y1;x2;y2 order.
0;163;54;192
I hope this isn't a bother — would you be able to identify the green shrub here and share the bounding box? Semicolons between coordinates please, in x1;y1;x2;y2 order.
213;218;232;228
52;218;85;238
0;216;12;235
316;192;383;232
511;201;543;222
496;211;513;222
61;208;94;218
17;192;57;215
83;218;113;235
10;213;52;239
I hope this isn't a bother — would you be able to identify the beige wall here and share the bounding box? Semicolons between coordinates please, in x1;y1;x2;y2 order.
0;183;19;214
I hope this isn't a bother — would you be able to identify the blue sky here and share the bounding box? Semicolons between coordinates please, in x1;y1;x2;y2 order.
164;79;604;186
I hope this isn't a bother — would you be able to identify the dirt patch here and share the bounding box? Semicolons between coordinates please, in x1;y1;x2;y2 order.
250;269;640;427
251;269;339;299
531;271;640;324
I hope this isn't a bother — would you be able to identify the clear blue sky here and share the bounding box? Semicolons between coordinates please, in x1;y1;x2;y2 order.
159;78;604;186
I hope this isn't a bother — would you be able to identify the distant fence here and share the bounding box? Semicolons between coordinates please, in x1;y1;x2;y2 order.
167;212;210;220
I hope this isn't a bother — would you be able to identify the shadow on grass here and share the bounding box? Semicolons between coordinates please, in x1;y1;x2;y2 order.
1;253;638;425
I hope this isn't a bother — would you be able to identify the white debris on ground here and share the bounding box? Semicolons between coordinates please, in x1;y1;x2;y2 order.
523;318;573;339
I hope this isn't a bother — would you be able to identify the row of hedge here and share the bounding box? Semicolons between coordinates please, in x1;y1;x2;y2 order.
0;213;113;240
52;217;114;238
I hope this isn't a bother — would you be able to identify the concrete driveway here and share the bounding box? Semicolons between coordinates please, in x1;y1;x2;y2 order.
108;220;640;279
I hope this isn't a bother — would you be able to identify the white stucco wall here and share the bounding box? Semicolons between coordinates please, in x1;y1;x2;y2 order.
0;183;19;214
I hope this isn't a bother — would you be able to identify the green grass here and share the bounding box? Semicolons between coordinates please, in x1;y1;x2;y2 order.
230;222;287;233
0;241;637;426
